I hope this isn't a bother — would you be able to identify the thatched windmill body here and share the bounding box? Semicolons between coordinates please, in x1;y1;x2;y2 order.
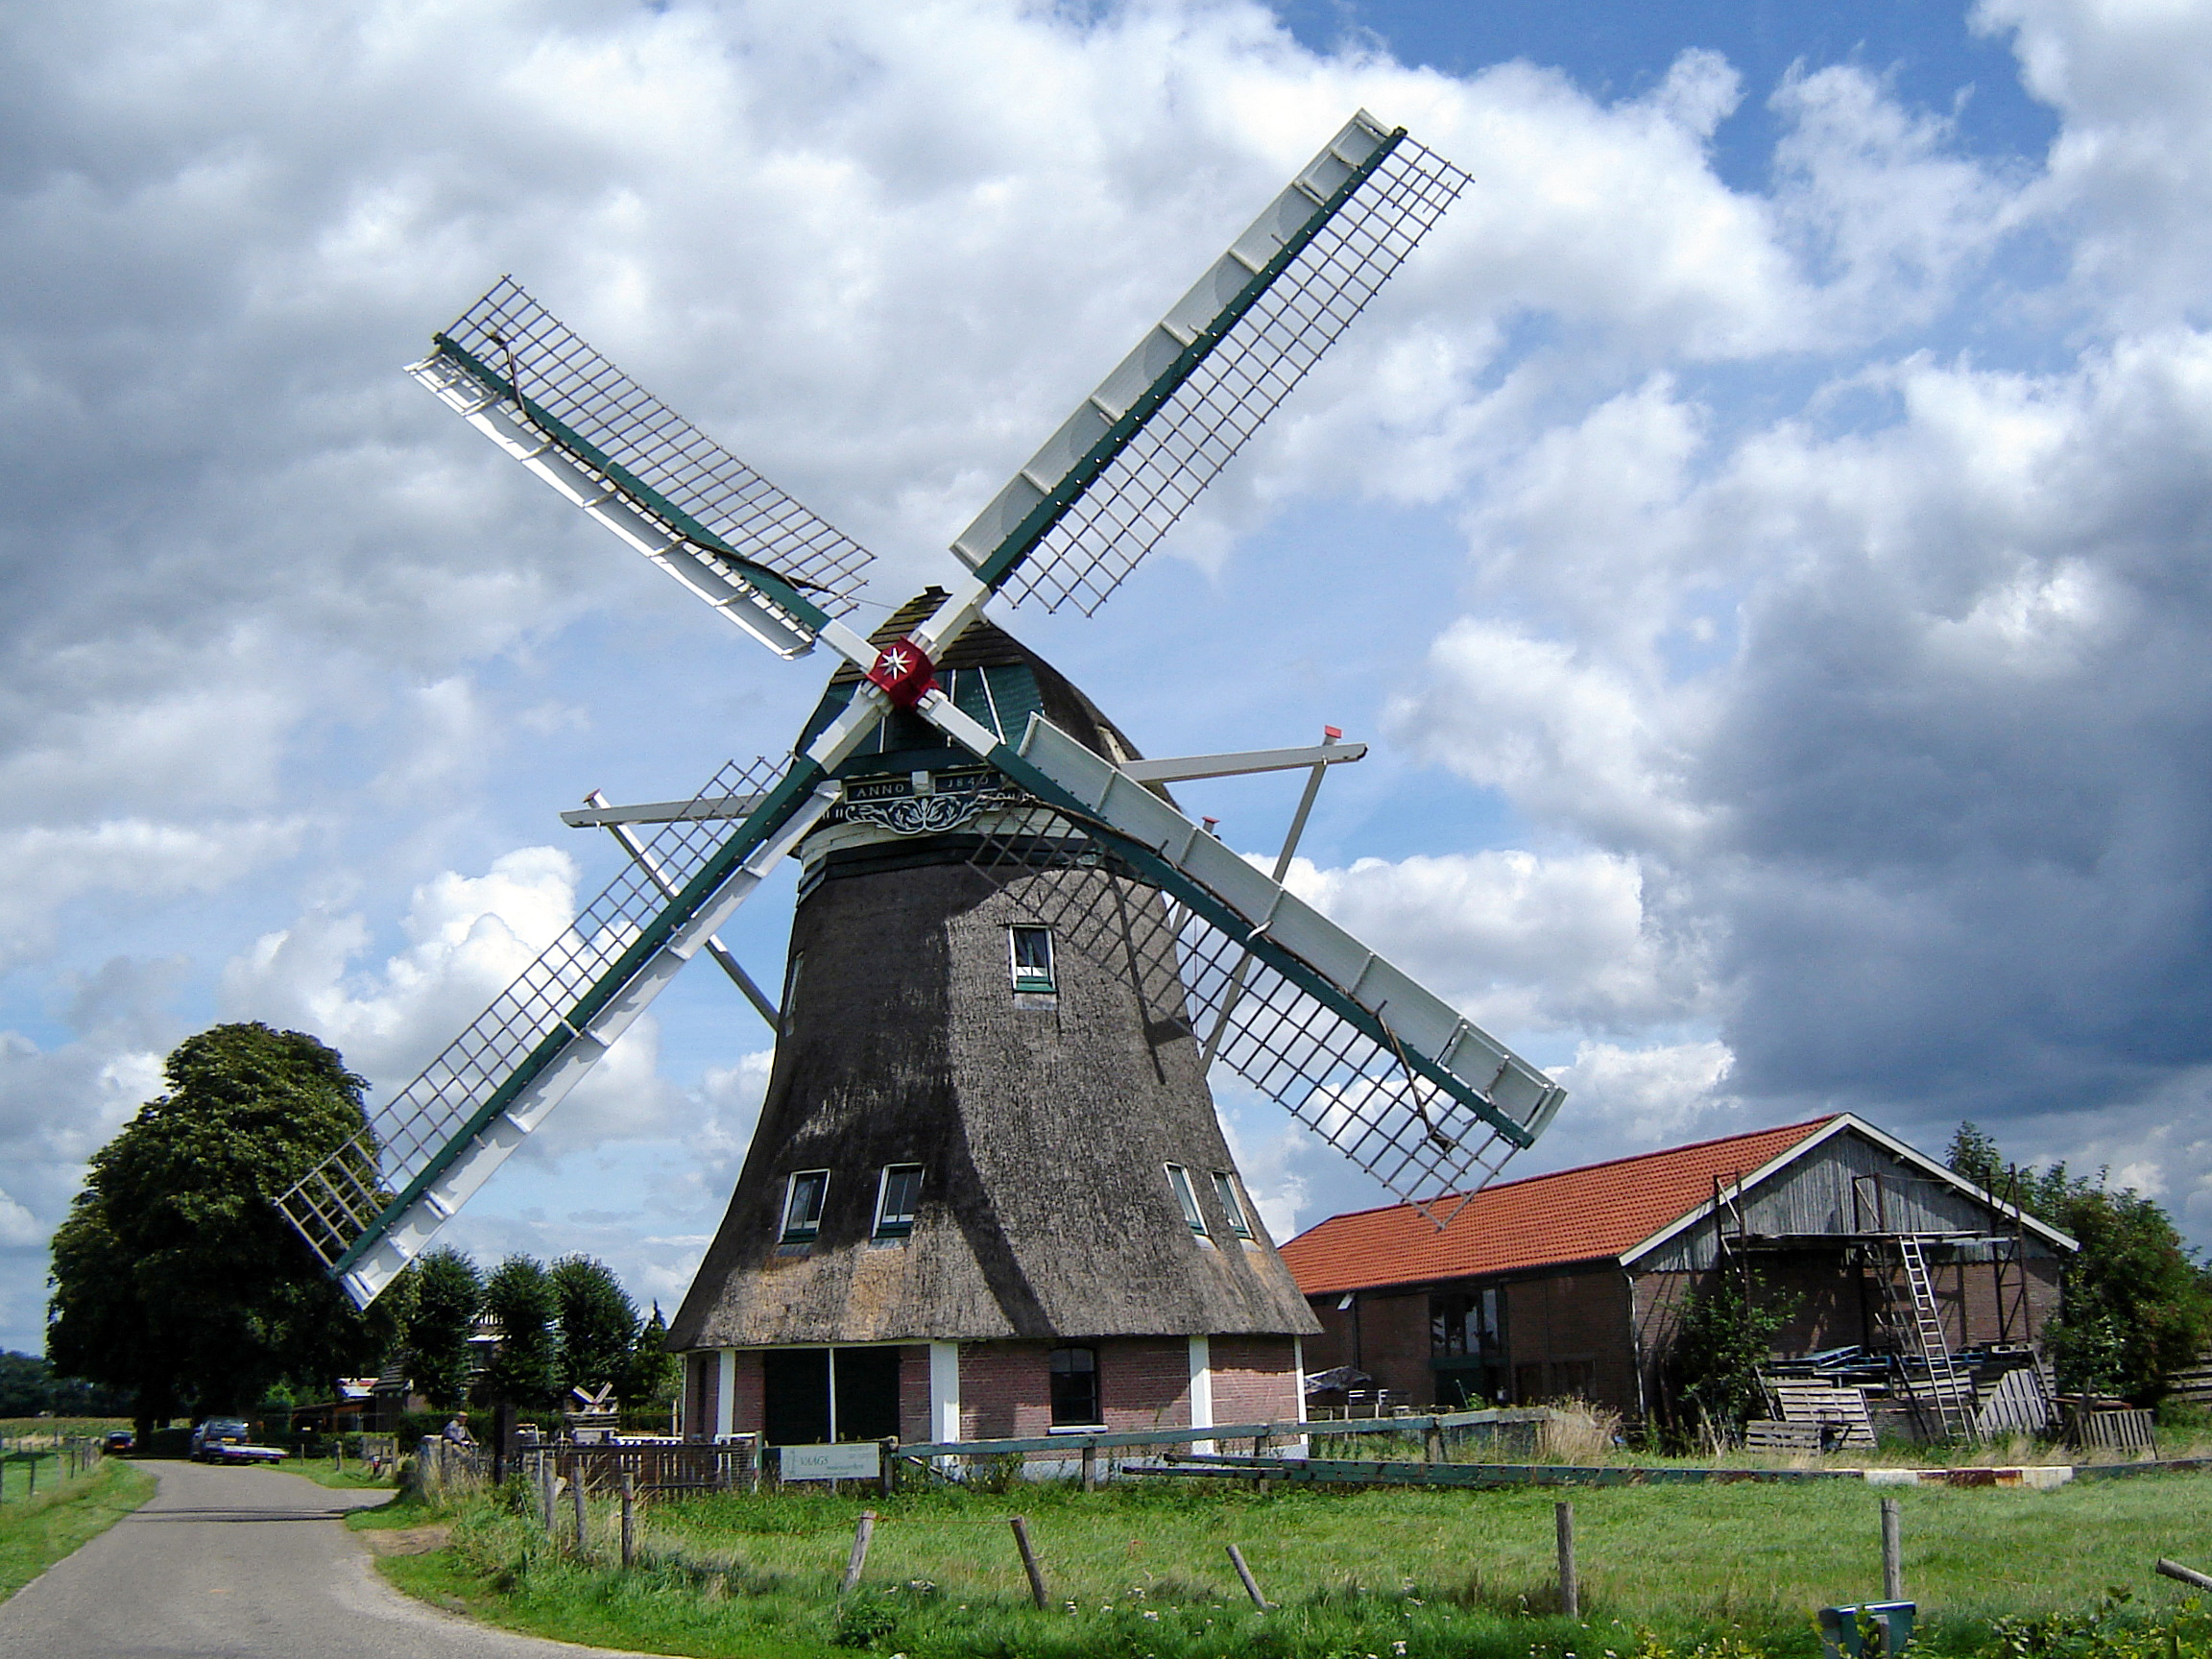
278;112;1569;1447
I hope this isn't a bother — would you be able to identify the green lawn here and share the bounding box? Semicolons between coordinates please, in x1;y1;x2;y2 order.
0;1456;155;1602
365;1470;2212;1659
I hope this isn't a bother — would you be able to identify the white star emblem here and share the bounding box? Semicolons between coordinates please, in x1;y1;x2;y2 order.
878;647;910;677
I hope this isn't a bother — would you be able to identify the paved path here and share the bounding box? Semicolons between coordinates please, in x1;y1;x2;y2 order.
0;1458;638;1658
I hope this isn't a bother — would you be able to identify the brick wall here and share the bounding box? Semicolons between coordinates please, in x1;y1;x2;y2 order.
685;1351;718;1440
898;1345;932;1444
1209;1335;1301;1424
1304;1297;1353;1373
1503;1268;1637;1415
958;1336;1193;1439
728;1349;763;1436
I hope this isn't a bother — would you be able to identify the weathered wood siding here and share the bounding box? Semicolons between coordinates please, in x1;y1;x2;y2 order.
1634;1126;2065;1272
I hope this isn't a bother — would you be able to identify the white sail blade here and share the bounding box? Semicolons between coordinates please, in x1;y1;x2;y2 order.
952;112;1469;615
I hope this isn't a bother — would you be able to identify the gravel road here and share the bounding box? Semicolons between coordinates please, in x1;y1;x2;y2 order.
0;1457;639;1658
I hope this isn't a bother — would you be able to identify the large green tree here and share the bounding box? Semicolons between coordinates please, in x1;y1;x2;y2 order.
1945;1120;2212;1404
408;1246;484;1411
620;1304;680;1411
46;1022;397;1435
480;1255;561;1409
549;1254;637;1401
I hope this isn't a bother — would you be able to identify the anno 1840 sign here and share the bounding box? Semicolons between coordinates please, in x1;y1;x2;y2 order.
778;1442;882;1481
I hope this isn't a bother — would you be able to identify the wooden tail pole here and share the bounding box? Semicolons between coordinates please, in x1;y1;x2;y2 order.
620;1473;637;1570
1556;1500;1579;1619
539;1453;556;1540
841;1511;878;1597
571;1463;589;1557
1880;1497;1903;1600
2157;1559;2212;1592
1227;1544;1271;1610
1009;1515;1050;1610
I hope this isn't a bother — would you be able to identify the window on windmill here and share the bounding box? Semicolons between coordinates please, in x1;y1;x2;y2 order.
874;1164;923;1239
1048;1345;1100;1427
781;1170;829;1242
1210;1171;1253;1239
1008;926;1055;993
1165;1164;1209;1238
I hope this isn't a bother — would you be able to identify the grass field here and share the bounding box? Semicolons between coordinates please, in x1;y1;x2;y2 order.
0;1456;154;1603
361;1468;2212;1659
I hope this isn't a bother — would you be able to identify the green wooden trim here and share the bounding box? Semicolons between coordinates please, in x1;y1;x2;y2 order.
898;1407;1540;1459
1146;1457;1854;1488
331;758;828;1279
429;335;833;635
970;129;1407;597
978;739;1537;1151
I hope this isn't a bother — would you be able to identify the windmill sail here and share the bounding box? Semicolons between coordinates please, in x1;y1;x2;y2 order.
276;756;818;1306
411;280;875;658
961;716;1564;1225
952;111;1470;615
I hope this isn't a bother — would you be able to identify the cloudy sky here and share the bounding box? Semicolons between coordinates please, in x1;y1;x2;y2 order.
5;0;2210;1354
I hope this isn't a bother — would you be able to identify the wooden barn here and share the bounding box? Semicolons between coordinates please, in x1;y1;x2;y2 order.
1281;1114;2075;1424
666;594;1318;1449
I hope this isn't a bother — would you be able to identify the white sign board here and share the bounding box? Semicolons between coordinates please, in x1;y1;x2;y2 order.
780;1442;881;1481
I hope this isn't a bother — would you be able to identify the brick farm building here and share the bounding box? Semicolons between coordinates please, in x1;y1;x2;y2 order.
1280;1114;2076;1423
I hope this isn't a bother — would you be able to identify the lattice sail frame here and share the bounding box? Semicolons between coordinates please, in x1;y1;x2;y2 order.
421;278;875;633
956;123;1470;615
277;757;785;1270
966;804;1518;1226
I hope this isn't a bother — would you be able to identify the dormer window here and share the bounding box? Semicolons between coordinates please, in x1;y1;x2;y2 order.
781;1170;829;1242
1165;1164;1208;1238
1009;926;1055;994
1211;1171;1253;1239
874;1164;923;1239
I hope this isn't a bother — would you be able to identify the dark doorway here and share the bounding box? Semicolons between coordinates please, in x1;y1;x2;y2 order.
763;1349;830;1445
833;1348;901;1442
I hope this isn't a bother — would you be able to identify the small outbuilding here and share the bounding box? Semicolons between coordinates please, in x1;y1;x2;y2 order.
1280;1113;2076;1424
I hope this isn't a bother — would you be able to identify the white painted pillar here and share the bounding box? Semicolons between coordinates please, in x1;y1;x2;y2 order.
1290;1334;1310;1455
1188;1334;1214;1455
928;1341;961;1444
716;1349;736;1441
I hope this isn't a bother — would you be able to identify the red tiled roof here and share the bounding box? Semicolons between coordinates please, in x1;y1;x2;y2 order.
1279;1116;1842;1296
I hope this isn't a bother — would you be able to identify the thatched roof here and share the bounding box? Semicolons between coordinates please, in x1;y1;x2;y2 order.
669;596;1318;1349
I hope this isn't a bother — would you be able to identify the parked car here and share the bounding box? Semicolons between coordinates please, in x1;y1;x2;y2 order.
189;1418;284;1464
103;1429;135;1454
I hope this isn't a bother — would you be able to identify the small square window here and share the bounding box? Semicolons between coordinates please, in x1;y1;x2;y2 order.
1049;1345;1099;1427
875;1164;923;1238
1165;1164;1208;1238
1211;1171;1253;1239
781;1170;829;1241
1009;926;1055;993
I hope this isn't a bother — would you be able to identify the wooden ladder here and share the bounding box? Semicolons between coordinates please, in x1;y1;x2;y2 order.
1894;1235;1976;1441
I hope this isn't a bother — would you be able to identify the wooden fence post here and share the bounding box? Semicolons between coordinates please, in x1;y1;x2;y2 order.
1556;1500;1579;1619
620;1473;637;1570
539;1453;556;1541
1881;1497;1903;1600
1226;1544;1271;1610
571;1462;589;1557
1080;1444;1097;1492
841;1510;878;1597
1009;1515;1049;1610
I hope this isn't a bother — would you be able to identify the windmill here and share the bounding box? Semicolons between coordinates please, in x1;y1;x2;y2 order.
278;112;1568;1440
